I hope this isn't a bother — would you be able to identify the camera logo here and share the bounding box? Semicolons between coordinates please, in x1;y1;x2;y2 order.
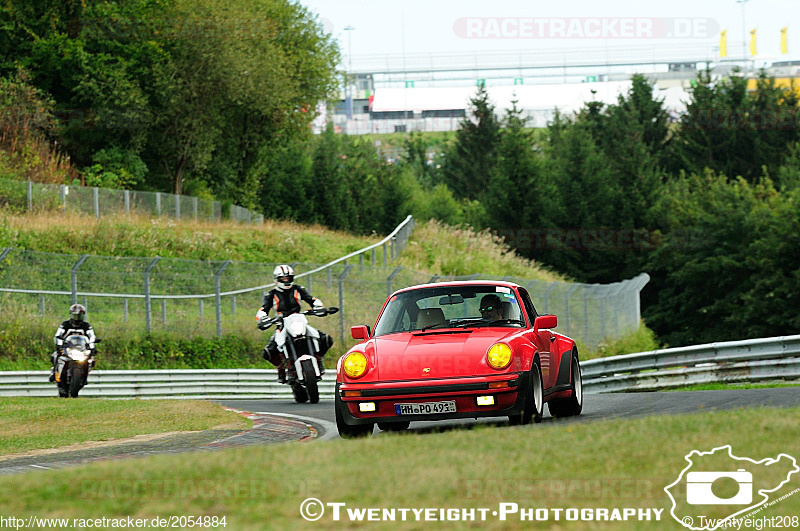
686;469;752;505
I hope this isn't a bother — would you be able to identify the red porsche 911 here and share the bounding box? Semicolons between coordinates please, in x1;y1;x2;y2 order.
335;281;583;437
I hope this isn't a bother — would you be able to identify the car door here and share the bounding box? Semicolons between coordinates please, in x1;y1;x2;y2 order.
517;287;554;389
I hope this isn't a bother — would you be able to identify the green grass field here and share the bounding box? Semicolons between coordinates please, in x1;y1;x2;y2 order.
0;406;797;529
0;398;250;456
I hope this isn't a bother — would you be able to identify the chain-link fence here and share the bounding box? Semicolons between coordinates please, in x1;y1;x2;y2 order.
0;234;648;351
0;178;263;224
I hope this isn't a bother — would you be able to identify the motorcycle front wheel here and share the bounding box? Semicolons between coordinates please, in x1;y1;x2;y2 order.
69;364;85;398
302;359;319;404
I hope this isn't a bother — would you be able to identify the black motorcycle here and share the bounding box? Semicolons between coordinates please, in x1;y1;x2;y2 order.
259;307;338;404
54;334;98;398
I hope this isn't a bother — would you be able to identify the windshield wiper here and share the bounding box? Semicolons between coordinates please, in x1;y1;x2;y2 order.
419;318;482;332
472;319;525;328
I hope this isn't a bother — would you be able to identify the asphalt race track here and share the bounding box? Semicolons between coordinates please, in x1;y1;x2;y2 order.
218;387;800;439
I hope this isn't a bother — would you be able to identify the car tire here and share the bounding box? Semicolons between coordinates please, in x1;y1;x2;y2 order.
509;360;544;425
335;394;373;438
377;421;411;432
548;350;583;418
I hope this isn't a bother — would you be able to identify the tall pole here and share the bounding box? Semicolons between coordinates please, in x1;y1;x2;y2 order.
737;0;749;68
344;25;355;134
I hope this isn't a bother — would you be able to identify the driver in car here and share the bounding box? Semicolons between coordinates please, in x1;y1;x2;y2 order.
479;294;504;321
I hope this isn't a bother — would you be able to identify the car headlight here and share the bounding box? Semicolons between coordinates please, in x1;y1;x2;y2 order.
343;352;368;379
487;343;512;370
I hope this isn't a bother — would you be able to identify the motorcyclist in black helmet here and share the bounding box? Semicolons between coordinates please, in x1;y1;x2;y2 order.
50;304;96;382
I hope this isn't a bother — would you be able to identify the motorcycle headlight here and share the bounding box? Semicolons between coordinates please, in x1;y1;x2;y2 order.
288;320;306;336
68;349;88;362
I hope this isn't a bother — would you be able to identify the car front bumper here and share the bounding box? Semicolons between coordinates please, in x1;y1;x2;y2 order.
336;372;529;426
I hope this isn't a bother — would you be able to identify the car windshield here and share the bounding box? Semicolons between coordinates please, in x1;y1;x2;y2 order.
373;285;525;337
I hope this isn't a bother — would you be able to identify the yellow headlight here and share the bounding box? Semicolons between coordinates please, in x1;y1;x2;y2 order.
343;352;368;379
487;343;512;369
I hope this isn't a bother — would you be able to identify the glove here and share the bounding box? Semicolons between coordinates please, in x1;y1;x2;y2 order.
256;309;267;321
313;299;324;309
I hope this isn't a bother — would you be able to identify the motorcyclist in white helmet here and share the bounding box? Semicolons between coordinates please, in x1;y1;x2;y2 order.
256;265;333;383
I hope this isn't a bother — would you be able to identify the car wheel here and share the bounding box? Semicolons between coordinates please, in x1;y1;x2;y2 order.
509;360;544;425
548;350;583;418
377;421;411;432
335;394;373;438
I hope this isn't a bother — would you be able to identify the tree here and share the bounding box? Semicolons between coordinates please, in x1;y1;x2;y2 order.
443;84;500;202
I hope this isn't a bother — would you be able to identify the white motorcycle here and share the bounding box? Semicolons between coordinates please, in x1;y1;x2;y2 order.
259;307;338;404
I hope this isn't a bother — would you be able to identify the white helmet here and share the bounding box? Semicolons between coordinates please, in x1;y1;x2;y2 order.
273;264;295;291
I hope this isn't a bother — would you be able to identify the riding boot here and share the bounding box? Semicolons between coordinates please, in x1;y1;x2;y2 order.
277;363;287;384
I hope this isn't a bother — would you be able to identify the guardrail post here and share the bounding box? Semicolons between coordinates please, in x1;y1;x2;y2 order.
337;264;353;345
387;266;403;297
93;187;100;218
124;190;130;214
144;257;161;333
27;181;33;213
215;260;232;337
71;255;89;305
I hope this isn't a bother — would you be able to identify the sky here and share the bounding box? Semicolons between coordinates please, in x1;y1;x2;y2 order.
298;0;799;72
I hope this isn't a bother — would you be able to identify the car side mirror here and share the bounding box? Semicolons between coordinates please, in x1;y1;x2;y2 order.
534;315;557;333
351;325;370;341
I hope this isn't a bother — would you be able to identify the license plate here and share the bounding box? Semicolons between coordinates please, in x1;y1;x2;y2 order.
394;401;457;415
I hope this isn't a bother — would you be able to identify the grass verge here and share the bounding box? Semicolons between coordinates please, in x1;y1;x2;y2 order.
0;398;250;456
665;382;800;392
0;407;797;528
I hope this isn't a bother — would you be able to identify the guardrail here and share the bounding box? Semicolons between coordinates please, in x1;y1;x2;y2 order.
582;334;800;393
2;335;798;399
0;370;336;400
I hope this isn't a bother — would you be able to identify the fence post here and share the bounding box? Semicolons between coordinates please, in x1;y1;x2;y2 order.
39;295;45;316
193;197;198;220
231;296;236;316
0;247;12;264
543;282;558;314
564;284;580;337
123;298;128;323
71;254;89;305
161;299;167;324
371;248;376;265
93;187;99;218
156;192;161;217
383;242;387;266
327;267;332;289
215;260;232;337
429;274;439;283
359;253;363;271
175;194;180;220
199;299;204;319
337;264;354;345
144;257;161;333
27;181;33;213
387;266;403;297
60;184;67;213
124;190;130;214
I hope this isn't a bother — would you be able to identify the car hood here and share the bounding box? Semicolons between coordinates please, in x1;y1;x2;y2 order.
372;328;518;380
